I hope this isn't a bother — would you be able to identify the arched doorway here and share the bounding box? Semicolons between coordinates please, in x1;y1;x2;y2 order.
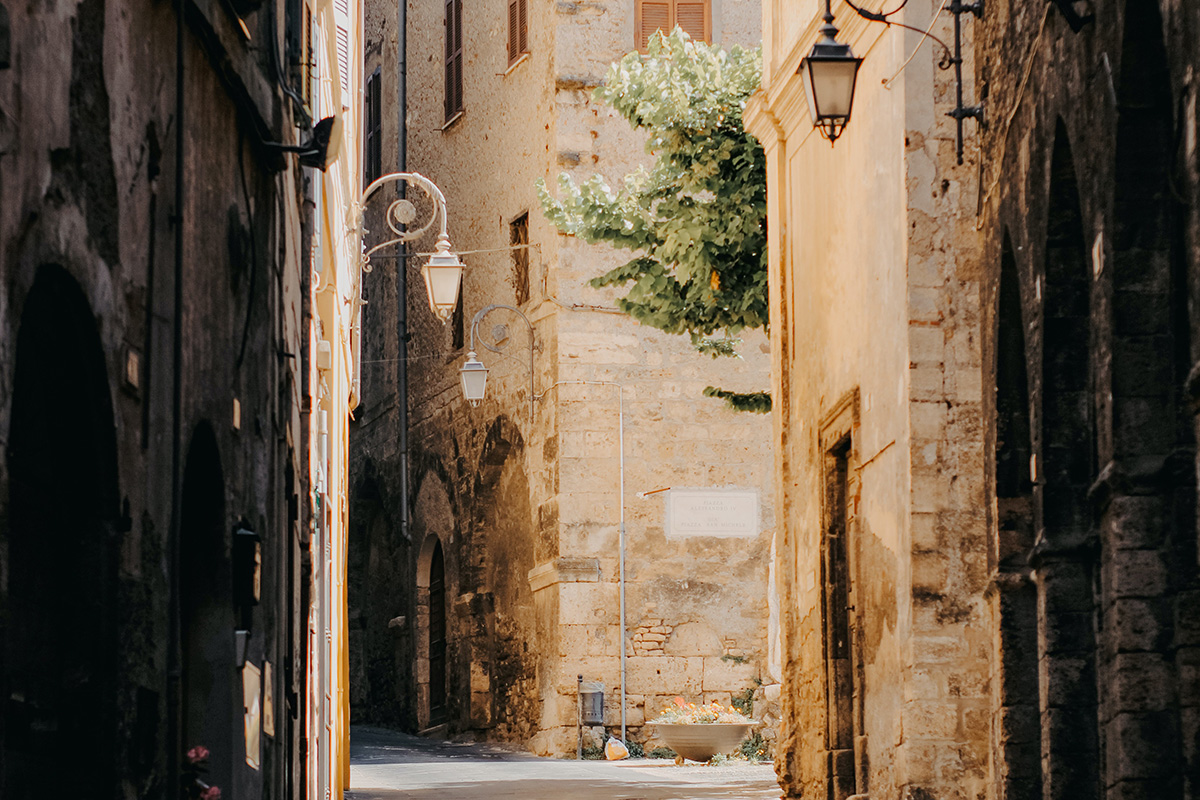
1037;121;1099;800
179;423;235;796
992;233;1041;800
2;265;120;798
416;533;448;727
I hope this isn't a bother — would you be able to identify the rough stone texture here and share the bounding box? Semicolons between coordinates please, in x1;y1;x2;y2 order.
0;0;313;795
977;2;1200;800
352;0;779;759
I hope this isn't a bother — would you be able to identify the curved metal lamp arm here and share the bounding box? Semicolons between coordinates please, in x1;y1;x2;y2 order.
469;304;536;422
351;171;452;270
842;0;955;67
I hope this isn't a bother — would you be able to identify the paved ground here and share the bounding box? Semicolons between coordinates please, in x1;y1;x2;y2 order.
347;726;782;800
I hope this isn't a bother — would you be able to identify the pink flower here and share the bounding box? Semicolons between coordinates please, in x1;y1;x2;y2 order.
186;746;210;764
200;787;222;800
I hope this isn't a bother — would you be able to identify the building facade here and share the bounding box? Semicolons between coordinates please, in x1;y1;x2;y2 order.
351;0;779;758
0;0;360;794
744;0;991;797
750;0;1200;799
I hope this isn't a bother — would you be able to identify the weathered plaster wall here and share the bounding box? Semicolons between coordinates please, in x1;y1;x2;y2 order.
746;1;990;797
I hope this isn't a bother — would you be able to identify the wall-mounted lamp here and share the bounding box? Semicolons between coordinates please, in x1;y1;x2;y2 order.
262;115;343;171
799;6;863;143
457;305;534;418
354;171;464;321
800;0;984;164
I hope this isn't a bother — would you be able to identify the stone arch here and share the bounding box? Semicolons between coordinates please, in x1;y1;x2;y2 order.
415;532;449;728
1099;1;1195;795
179;422;235;796
1041;119;1093;541
1036;120;1100;800
2;264;120;799
470;414;538;742
992;231;1042;800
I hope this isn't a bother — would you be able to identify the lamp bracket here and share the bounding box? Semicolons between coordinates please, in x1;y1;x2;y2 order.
468;304;538;422
351;171;451;270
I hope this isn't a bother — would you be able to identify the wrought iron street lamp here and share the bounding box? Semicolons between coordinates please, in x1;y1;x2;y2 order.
799;0;983;164
799;2;862;143
354;171;464;320
457;304;535;418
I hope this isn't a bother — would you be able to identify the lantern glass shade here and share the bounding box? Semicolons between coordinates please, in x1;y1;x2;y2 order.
799;40;862;142
459;353;489;406
421;255;464;322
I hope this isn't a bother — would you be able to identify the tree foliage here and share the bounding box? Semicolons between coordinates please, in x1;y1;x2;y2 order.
538;31;770;411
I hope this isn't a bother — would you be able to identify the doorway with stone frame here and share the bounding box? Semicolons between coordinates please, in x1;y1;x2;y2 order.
820;391;866;800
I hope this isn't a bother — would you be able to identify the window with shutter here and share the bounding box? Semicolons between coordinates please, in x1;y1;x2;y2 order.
364;68;382;183
507;0;528;66
635;0;709;50
511;213;530;304
445;0;464;120
334;0;350;94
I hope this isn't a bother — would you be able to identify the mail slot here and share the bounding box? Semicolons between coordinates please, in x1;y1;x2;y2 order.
579;681;605;725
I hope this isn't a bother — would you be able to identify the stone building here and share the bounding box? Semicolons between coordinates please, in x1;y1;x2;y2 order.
976;2;1200;799
0;0;361;795
744;0;990;798
350;0;779;757
750;0;1200;798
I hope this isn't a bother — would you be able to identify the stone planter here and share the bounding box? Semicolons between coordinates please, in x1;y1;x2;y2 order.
648;722;753;762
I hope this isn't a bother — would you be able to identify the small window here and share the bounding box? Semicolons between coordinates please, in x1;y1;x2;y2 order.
452;287;465;351
364;68;382;184
635;0;710;50
511;213;530;304
445;0;464;120
507;0;529;66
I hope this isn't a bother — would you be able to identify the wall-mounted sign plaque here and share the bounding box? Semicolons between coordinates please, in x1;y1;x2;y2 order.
665;489;759;538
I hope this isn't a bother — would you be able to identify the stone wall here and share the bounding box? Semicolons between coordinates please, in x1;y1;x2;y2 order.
977;3;1200;799
0;0;312;795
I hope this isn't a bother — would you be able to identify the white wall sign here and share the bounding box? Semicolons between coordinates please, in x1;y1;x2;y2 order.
665;489;760;538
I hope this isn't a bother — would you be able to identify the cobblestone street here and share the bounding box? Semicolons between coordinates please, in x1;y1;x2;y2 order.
347;727;782;800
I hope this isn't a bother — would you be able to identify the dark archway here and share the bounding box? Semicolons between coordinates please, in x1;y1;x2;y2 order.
179;423;235;796
1037;121;1100;800
2;265;120;799
993;233;1042;800
1103;1;1194;795
428;539;447;721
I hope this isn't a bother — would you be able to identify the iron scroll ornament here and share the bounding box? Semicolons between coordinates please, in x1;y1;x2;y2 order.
348;171;451;273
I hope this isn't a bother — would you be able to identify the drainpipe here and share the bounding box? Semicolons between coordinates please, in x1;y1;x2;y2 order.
396;0;409;547
167;0;186;792
317;407;330;800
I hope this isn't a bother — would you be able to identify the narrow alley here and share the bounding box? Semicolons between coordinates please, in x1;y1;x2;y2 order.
347;728;781;800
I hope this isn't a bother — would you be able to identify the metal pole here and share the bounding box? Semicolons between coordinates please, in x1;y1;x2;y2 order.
577;674;584;760
617;385;626;744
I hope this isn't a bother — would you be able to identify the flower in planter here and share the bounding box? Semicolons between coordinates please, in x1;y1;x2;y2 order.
650;696;753;724
183;744;221;800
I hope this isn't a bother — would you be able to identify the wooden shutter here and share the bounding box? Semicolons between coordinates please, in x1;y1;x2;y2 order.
507;0;519;63
445;0;463;119
675;1;708;42
636;0;709;50
364;69;381;182
508;0;528;66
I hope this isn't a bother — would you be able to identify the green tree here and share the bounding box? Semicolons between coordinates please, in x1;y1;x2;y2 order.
538;29;770;412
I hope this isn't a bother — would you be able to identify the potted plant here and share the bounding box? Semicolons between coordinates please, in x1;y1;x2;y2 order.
647;697;756;763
